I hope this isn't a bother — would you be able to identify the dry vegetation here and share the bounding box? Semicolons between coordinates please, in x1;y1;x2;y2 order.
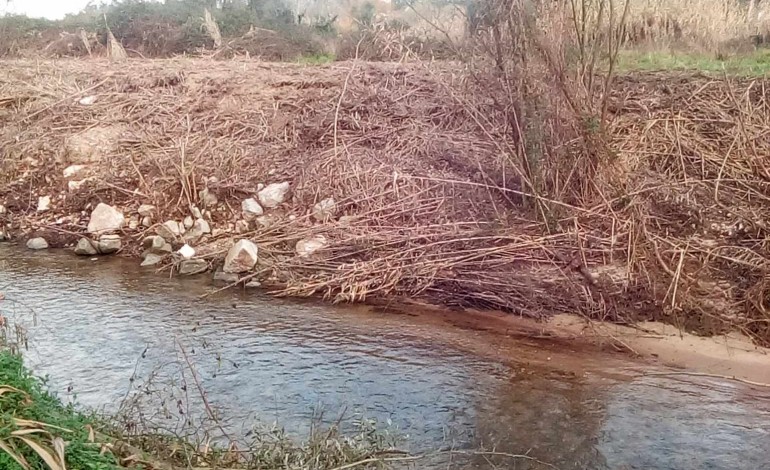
1;0;770;346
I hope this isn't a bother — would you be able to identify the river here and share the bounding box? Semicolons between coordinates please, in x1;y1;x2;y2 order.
1;245;769;469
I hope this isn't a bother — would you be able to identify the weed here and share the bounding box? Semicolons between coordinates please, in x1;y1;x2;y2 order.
615;49;770;75
298;53;336;65
0;352;121;470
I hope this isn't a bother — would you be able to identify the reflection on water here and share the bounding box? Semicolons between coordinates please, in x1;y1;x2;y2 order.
1;245;768;469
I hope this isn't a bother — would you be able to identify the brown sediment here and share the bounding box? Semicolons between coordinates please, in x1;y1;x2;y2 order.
1;59;769;348
365;300;770;385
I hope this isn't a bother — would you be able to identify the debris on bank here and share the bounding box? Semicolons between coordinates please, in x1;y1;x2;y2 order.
2;59;770;347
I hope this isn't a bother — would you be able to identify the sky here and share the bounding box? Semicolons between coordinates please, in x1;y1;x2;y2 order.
2;0;102;19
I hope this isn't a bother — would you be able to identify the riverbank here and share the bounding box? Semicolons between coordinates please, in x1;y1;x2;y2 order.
0;349;409;470
2;58;770;347
2;244;770;468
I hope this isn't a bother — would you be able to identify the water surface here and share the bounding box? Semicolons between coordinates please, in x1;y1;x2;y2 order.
1;245;768;469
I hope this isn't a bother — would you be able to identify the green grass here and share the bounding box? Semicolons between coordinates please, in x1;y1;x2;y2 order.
297;53;336;65
0;352;122;470
615;49;770;76
0;350;403;469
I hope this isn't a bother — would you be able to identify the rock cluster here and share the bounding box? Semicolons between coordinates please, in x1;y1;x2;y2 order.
11;177;348;291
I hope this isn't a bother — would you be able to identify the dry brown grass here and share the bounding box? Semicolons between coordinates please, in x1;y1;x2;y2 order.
0;54;769;345
621;0;770;50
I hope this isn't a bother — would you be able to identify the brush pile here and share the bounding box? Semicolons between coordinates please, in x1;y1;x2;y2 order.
0;59;769;345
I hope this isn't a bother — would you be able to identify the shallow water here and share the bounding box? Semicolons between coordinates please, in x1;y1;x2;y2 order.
1;245;769;469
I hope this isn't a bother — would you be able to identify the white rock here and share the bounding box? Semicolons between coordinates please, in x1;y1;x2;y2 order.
141;216;152;227
87;203;125;234
183;218;211;243
241;198;264;220
223;239;259;273
313;197;337;222
257;183;265;191
63;165;87;178
137;204;156;217
296;235;327;258
128;220;138;230
143;235;172;254
37;196;51;212
74;238;98;256
97;234;122;254
0;205;6;214
183;216;194;229
78;95;97;105
68;180;88;192
191;205;202;219
257;182;290;209
141;253;164;267
178;244;195;259
157;220;183;240
179;259;208;275
27;237;49;250
195;218;211;234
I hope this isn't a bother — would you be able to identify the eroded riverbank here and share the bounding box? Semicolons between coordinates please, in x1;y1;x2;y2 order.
1;245;769;469
4;59;770;349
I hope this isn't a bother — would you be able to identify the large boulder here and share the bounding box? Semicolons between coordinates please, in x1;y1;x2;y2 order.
296;235;328;258
241;198;264;220
26;237;48;250
87;203;125;234
223;239;259;273
97;234;122;254
74;238;98;256
257;182;290;209
313;197;337;222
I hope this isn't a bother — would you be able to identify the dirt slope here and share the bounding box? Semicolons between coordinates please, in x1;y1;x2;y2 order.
1;59;770;346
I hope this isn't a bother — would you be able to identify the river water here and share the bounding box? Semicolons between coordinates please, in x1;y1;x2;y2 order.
1;245;769;469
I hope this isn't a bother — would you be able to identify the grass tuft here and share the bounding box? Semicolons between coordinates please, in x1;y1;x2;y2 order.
0;352;121;470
